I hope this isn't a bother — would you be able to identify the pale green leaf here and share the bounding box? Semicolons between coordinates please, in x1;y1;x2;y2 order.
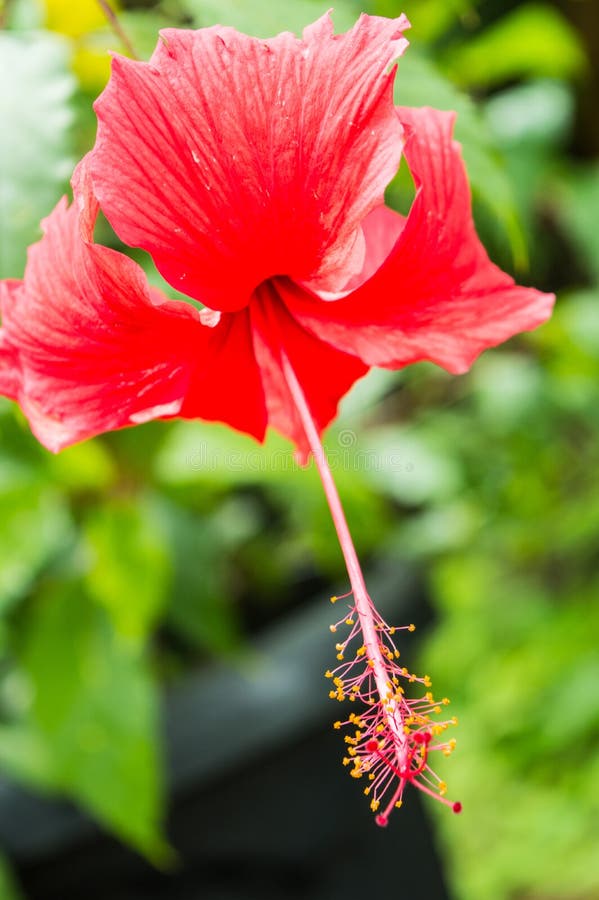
484;80;575;149
183;0;357;38
0;32;75;277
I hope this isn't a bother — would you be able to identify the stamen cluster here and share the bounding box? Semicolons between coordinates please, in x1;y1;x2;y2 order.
326;593;461;825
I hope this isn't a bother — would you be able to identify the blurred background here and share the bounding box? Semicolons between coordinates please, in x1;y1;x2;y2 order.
1;0;598;898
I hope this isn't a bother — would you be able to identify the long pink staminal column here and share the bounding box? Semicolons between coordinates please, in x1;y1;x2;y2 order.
281;352;461;824
281;352;407;748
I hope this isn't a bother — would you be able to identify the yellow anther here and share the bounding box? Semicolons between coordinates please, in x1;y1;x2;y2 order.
442;697;450;705
330;596;338;604
451;716;459;726
434;706;442;714
408;624;416;632
394;650;400;658
370;799;380;812
329;625;337;633
425;692;434;703
325;670;333;679
376;724;384;733
329;691;337;699
394;800;403;809
364;787;370;796
449;739;457;750
348;747;357;756
343;757;351;766
423;676;432;687
350;769;362;779
367;659;375;669
356;646;366;657
368;773;375;781
438;781;447;796
403;726;411;735
337;653;344;661
345;618;354;626
389;627;396;635
335;643;344;651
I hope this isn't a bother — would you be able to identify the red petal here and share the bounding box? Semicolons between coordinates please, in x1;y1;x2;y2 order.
2;198;200;450
91;14;409;312
180;308;267;441
0;280;22;401
71;153;100;241
287;107;555;374
1;197;267;451
314;204;405;299
251;283;368;458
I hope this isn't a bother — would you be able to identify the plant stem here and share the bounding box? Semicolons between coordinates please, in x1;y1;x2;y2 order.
96;0;138;59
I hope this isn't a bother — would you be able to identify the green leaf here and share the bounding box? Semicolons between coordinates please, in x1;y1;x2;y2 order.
183;0;358;38
154;421;297;487
0;855;23;900
0;483;73;615
4;0;44;31
0;32;75;277
0;723;56;789
443;2;586;89
374;0;476;43
395;51;527;267
484;80;575;150
48;440;117;492
84;500;172;642
357;424;464;505
16;583;169;861
159;500;245;655
558;164;599;285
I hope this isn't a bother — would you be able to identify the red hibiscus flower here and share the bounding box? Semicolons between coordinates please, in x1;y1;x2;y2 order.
0;12;556;824
0;12;553;455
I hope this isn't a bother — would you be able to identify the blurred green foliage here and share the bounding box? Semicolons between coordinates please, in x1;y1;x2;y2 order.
1;0;598;898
